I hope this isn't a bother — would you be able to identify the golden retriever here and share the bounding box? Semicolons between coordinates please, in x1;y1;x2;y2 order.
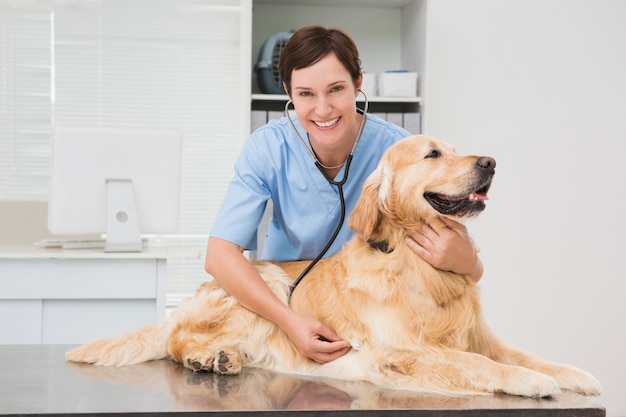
66;134;601;398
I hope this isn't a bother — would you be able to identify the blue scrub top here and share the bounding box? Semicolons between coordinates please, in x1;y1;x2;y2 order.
209;113;411;261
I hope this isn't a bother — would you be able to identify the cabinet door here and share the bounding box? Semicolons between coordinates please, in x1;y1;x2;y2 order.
43;299;157;344
0;300;42;344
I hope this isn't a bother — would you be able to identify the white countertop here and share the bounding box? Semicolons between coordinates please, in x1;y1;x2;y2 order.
0;244;203;260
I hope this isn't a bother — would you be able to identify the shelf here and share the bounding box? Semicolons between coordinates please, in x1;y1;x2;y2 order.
251;94;422;103
254;0;414;7
251;94;421;115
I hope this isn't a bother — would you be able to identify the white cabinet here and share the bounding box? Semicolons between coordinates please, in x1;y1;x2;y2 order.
0;247;167;344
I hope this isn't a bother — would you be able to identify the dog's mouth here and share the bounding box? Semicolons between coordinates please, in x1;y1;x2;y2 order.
424;179;492;217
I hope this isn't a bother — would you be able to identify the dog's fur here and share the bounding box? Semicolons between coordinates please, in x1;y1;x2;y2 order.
66;135;601;398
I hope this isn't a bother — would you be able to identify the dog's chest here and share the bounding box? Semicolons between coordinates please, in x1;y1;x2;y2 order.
349;276;456;348
357;300;422;349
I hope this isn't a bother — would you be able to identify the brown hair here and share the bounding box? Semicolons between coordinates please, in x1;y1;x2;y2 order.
279;25;362;96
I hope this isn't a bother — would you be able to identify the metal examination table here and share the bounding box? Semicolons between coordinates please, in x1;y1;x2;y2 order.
0;345;605;417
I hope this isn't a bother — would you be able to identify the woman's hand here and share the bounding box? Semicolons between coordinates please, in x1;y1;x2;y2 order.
206;237;351;364
405;216;483;283
281;310;352;364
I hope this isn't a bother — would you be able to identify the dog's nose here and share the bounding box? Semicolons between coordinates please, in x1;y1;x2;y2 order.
476;156;496;174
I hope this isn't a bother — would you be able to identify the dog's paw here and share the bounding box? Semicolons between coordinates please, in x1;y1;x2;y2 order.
184;353;215;372
183;348;242;375
213;349;242;375
552;366;602;396
493;367;561;398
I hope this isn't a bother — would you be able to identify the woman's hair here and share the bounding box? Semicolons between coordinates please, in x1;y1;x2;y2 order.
279;25;362;96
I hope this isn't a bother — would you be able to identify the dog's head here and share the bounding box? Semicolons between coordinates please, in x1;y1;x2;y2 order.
350;135;495;245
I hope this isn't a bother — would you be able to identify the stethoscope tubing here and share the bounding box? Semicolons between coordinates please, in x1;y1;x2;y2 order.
285;90;369;304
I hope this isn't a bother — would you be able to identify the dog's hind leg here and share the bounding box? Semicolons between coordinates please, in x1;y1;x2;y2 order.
166;324;243;375
65;323;170;366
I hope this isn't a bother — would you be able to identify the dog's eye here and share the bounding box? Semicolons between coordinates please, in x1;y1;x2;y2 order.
425;149;441;159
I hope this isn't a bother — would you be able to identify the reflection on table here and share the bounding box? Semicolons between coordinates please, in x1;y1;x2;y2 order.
67;359;602;412
0;345;605;416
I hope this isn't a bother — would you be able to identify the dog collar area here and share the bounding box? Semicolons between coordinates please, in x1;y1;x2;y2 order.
367;239;394;253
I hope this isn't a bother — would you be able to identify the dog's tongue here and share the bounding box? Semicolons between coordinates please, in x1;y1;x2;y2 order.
468;192;489;202
436;192;489;202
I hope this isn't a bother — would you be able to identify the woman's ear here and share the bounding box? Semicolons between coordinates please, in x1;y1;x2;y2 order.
356;71;363;92
282;82;290;97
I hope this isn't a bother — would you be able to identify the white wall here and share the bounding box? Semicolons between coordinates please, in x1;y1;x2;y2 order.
421;1;626;415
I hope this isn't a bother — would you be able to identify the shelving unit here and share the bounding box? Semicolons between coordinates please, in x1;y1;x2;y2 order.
250;0;426;133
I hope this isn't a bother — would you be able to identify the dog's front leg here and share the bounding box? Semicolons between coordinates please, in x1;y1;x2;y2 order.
370;348;562;398
481;341;602;396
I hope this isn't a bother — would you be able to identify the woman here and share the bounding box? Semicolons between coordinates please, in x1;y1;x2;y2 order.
205;25;482;364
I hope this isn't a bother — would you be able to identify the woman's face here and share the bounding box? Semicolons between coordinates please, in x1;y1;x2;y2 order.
288;53;362;156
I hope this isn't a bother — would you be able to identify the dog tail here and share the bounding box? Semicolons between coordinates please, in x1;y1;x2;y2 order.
65;321;171;366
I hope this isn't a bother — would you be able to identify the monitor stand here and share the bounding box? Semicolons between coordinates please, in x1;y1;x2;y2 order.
105;179;142;252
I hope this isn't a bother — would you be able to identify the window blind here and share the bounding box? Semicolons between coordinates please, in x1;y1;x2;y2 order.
0;0;252;307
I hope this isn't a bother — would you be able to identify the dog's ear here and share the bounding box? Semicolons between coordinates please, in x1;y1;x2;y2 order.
349;163;391;239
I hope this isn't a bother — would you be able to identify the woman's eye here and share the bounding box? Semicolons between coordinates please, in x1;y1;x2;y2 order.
299;91;313;97
425;149;441;159
330;85;344;93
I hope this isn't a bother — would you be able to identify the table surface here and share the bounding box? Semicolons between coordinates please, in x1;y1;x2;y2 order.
0;345;605;417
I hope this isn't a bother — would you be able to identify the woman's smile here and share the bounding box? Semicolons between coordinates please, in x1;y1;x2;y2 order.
313;116;341;128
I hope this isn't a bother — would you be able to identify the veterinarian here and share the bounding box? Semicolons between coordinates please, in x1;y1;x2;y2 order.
205;25;483;364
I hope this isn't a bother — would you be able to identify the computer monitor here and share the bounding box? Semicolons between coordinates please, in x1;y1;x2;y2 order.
48;126;183;252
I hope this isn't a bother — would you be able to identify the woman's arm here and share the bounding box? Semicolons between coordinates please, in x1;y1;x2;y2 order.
204;237;351;362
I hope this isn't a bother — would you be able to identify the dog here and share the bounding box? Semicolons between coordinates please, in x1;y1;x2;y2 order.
66;134;602;398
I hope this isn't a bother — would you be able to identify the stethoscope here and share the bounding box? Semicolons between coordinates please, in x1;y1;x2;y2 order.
285;89;369;305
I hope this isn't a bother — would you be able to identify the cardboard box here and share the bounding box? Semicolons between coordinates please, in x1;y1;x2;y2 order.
377;71;418;97
361;73;377;97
